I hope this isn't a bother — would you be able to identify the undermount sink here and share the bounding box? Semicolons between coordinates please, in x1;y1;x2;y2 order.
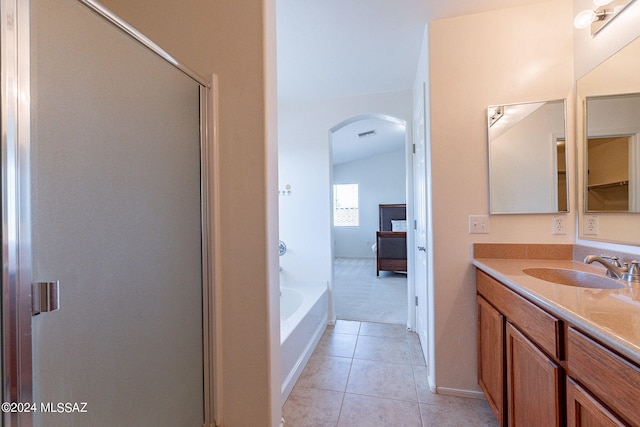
523;267;625;289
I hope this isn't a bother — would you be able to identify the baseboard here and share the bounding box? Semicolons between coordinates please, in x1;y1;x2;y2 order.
435;386;486;400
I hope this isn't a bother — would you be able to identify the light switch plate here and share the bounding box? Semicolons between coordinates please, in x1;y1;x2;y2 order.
468;215;490;234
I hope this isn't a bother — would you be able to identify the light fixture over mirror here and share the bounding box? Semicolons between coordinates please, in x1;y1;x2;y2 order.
487;99;568;214
574;0;637;36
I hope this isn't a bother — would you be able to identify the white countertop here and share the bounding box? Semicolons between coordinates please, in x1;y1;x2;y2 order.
473;258;640;365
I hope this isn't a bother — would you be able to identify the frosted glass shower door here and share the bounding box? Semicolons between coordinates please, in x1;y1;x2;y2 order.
30;0;205;425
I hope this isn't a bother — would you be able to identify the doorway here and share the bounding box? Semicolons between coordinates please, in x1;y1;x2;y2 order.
329;114;413;326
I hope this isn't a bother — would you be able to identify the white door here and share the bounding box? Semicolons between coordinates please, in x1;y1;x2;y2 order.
29;0;205;425
413;84;429;355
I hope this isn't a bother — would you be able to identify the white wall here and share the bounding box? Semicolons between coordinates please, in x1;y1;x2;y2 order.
333;149;406;258
278;91;412;287
426;0;575;396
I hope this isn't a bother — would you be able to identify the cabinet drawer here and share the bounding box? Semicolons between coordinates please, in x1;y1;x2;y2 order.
567;327;640;426
477;270;562;360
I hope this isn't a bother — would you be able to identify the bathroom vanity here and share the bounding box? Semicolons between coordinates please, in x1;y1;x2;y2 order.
474;246;640;426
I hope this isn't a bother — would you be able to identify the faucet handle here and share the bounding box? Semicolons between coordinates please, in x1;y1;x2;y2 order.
601;255;622;267
623;261;640;283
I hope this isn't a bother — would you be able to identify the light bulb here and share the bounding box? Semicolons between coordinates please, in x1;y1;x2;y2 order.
574;9;596;29
593;0;613;6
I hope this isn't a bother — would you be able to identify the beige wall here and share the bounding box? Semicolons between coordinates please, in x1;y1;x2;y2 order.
428;0;574;394
99;1;280;426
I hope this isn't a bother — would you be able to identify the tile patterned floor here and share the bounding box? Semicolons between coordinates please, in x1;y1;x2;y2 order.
283;320;498;427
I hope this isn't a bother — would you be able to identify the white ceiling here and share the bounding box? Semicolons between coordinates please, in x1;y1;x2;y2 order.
276;0;548;163
332;116;407;165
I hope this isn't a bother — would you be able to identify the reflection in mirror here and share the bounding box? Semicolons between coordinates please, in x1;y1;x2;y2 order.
488;99;568;214
585;93;640;212
577;34;640;245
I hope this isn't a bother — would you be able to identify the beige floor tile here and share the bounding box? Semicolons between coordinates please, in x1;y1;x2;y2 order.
419;392;493;412
413;365;433;404
420;401;499;427
330;319;361;335
346;358;417;402
338;393;422;427
315;331;358;358
408;333;427;366
353;335;411;364
296;354;352;392
283;386;344;427
359;321;408;337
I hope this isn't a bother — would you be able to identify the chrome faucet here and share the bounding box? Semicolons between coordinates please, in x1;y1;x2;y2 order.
584;255;640;283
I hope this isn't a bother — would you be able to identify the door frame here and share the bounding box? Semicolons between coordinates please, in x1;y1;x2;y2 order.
328;113;415;329
1;1;216;425
2;2;34;425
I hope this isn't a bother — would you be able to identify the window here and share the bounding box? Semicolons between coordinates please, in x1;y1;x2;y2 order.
333;183;359;226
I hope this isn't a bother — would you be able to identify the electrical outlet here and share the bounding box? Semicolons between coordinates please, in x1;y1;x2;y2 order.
468;215;490;234
552;215;566;235
584;215;599;235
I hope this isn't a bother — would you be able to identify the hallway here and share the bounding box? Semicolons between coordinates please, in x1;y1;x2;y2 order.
283;320;497;426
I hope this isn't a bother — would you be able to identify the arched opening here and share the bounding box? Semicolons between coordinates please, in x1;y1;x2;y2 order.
329;113;414;326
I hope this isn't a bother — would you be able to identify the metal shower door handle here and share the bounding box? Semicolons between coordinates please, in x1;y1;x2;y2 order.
32;281;60;315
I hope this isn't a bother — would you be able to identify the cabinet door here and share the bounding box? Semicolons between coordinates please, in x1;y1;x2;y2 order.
506;323;562;426
566;378;626;427
477;295;506;426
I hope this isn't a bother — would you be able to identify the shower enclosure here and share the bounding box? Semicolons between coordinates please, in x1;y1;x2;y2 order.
2;0;214;425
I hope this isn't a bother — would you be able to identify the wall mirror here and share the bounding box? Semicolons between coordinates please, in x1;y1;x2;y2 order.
577;35;640;245
487;99;568;214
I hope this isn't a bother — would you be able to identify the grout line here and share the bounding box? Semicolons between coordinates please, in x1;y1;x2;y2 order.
285;323;498;426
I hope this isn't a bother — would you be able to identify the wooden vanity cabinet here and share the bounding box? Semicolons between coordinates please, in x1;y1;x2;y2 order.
476;270;563;426
477;295;506;425
477;268;640;427
506;323;562;426
566;378;625;427
566;327;640;426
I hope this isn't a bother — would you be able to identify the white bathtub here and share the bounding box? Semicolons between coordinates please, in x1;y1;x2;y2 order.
280;280;328;404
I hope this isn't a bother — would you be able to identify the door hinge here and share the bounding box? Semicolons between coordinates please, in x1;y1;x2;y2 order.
415;296;419;306
412;143;416;154
414;219;417;230
32;281;60;315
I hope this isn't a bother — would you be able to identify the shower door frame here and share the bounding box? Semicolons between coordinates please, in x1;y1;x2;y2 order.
0;0;217;425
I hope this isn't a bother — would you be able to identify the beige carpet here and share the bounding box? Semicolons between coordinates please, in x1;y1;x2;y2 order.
333;257;407;324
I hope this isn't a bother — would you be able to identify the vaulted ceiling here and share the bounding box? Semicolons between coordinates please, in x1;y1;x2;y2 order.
275;0;548;163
